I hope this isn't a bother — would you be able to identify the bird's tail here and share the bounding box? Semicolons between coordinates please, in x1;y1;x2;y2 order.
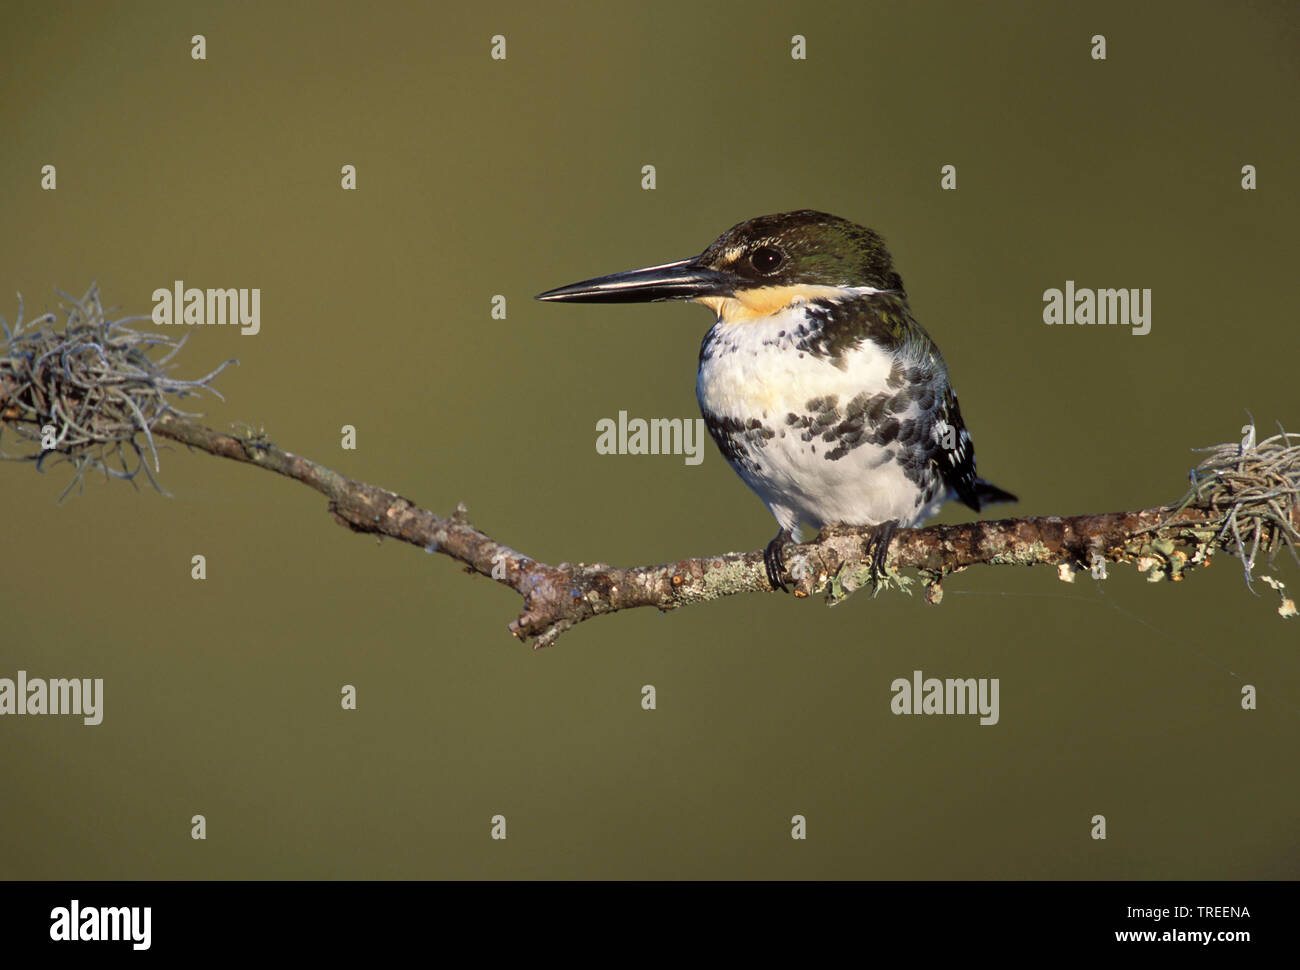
972;478;1017;509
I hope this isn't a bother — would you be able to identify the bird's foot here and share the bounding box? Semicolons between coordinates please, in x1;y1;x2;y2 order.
864;520;899;586
764;528;795;593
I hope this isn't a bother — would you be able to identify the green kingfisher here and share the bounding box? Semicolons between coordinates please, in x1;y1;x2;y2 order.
536;210;1016;591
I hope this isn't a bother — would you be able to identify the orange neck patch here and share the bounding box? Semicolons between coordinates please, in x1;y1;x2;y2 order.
697;284;864;324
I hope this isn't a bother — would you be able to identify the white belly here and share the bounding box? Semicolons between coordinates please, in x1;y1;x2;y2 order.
696;307;944;536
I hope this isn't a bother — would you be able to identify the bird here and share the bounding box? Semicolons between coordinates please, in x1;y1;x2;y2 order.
536;210;1016;592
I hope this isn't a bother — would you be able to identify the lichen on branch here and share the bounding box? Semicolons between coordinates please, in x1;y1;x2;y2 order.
0;285;235;499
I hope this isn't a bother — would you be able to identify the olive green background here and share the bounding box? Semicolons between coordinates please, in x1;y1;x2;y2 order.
1;0;1296;879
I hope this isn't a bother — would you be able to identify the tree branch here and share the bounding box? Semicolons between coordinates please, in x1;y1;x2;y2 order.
4;287;1298;648
147;414;1300;646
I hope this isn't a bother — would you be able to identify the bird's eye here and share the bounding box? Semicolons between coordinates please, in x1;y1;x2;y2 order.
749;246;784;274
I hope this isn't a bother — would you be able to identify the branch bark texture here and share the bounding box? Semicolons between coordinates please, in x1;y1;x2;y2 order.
148;414;1297;648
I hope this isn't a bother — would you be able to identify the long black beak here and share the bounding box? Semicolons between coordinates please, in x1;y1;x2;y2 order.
535;257;732;304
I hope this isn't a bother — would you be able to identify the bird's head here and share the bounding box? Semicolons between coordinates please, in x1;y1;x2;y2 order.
536;210;905;323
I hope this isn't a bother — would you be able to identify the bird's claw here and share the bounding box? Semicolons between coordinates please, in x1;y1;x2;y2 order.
764;531;792;593
864;520;899;586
